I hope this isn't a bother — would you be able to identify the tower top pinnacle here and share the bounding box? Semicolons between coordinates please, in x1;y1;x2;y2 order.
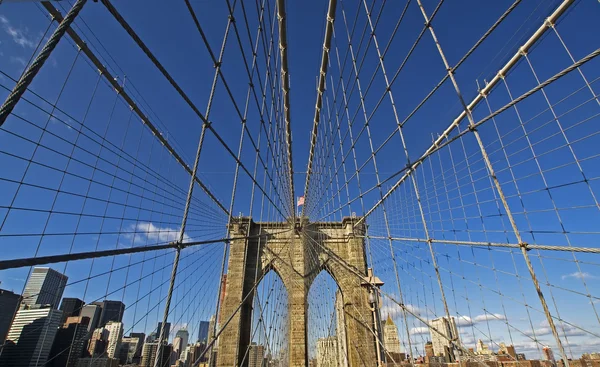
386;314;395;326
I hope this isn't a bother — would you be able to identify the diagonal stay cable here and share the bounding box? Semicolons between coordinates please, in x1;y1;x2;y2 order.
99;0;288;220
303;0;336;218
0;228;289;271
355;0;577;227
275;0;296;217
41;1;229;217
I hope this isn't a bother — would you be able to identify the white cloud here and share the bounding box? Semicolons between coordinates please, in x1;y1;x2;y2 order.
0;15;36;49
562;271;597;280
9;56;26;67
473;313;507;323
456;316;474;327
410;326;429;335
380;303;423;319
524;320;586;338
125;222;189;245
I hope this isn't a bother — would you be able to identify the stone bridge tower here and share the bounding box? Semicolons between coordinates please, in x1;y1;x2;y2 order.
216;216;377;367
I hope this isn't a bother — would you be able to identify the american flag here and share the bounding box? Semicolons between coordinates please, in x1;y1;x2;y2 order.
297;196;305;206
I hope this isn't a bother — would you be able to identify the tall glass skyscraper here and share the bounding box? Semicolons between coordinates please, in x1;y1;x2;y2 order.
92;300;125;327
0;289;21;343
21;267;68;309
197;321;209;343
58;297;84;324
0;306;63;367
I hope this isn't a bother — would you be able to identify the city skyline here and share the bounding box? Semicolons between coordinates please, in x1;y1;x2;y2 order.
0;266;598;366
1;0;600;365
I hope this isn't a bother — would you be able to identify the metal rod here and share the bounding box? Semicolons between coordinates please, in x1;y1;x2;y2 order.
356;0;576;227
414;0;570;364
302;0;337;218
363;236;600;254
276;0;296;218
41;2;230;217
0;238;230;271
0;0;87;126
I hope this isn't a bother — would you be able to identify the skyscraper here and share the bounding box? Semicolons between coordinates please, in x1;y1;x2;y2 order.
120;333;145;364
104;321;123;359
175;328;189;355
140;342;172;367
384;314;402;362
188;342;208;364
59;298;84;324
0;288;21;343
207;315;217;367
80;304;102;332
48;316;90;367
198;321;209;342
0;305;63;367
248;342;265;367
155;321;171;343
88;327;109;357
316;337;338;367
335;291;348;367
92;300;125;327
173;336;183;364
22;267;68;309
429;316;459;359
207;315;215;343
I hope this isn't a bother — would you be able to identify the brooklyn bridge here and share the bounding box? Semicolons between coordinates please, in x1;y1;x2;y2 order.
0;0;599;366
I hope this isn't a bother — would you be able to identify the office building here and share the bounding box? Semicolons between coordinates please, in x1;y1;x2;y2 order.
505;344;517;359
316;337;338;367
104;321;123;358
22;267;68;309
476;339;492;355
118;340;131;365
384;315;402;354
48;316;90;367
175;328;189;362
156;321;171;343
543;346;556;367
92;300;125;327
0;288;21;342
59;298;84;324
140;342;172;367
88;327;109;356
176;327;189;351
335;291;348;367
249;342;265;367
121;332;145;364
75;357;119;367
208;315;216;343
429;316;459;359
80;304;101;332
173;336;183;364
188;342;208;364
198;320;209;342
0;305;63;367
383;314;403;363
425;341;434;356
146;331;157;343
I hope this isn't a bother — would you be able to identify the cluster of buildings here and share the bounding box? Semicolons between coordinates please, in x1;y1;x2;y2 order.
310;300;599;367
2;267;599;367
0;267;216;367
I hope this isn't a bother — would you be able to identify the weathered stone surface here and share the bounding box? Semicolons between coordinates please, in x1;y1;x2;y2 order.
217;217;377;367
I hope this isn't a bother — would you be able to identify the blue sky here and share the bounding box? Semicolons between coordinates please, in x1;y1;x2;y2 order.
1;0;600;362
